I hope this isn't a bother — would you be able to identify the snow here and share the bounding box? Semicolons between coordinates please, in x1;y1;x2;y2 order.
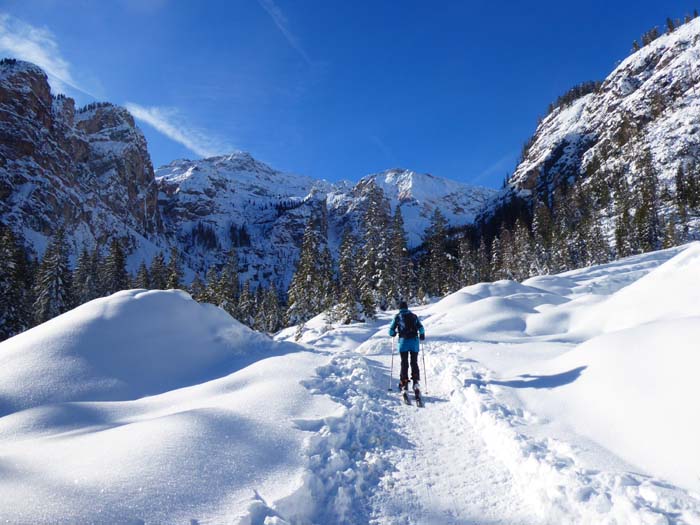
3;245;700;523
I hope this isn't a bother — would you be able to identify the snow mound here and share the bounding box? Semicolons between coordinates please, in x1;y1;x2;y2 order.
573;242;700;336
0;289;283;415
538;317;700;493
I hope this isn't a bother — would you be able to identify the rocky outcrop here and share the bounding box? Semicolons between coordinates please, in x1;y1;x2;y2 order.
0;59;162;254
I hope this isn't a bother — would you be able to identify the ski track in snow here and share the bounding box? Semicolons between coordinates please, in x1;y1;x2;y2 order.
368;354;537;525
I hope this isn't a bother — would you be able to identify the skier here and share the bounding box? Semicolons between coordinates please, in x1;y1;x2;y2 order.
389;300;425;395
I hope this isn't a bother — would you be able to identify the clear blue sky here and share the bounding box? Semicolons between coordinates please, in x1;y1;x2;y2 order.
0;0;698;188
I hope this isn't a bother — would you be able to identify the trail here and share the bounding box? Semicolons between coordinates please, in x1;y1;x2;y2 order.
367;354;537;525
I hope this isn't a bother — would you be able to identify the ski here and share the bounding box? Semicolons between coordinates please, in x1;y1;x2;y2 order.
414;390;425;408
402;390;411;405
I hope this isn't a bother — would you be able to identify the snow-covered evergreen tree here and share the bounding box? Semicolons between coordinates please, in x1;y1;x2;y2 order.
238;280;254;327
134;261;150;289
166;246;183;289
33;229;72;325
149;252;168;290
72;246;100;305
358;182;392;314
0;227;32;339
336;227;360;324
286;221;323;329
189;273;206;302
423;208;449;295
387;205;412;306
102;239;128;295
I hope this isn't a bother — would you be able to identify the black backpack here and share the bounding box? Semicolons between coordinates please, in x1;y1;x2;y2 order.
396;311;419;338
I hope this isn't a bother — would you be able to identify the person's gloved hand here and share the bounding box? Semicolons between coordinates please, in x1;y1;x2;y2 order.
419;334;425;341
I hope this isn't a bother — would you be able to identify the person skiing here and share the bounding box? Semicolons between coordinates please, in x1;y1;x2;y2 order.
389;300;425;394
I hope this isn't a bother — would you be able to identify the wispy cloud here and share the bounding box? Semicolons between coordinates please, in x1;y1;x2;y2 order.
257;0;312;65
125;103;233;158
0;13;92;96
470;149;519;185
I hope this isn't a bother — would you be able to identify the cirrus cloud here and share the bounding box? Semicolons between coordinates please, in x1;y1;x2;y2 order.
0;13;92;96
125;102;233;158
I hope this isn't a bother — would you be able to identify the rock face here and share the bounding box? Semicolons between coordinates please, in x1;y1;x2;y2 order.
0;59;162;256
0;59;496;287
509;19;700;196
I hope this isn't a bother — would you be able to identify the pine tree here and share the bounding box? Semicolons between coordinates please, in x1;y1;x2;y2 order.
286;220;324;329
102;238;128;295
337;227;360;324
0;227;32;339
189;273;206;301
531;199;552;275
476;237;490;282
358;183;392;315
166;246;183;289
387;206;412;306
511;219;533;281
662;215;678;249
634;153;661;253
72;246;100;306
238;280;254;327
261;282;282;333
457;236;476;286
33;229;72;325
149;252;168;290
134;261;150;289
423;208;449;295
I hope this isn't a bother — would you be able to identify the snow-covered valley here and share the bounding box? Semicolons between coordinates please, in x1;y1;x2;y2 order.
1;244;700;524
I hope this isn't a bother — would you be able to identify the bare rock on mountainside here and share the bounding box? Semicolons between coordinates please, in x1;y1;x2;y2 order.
0;59;162;250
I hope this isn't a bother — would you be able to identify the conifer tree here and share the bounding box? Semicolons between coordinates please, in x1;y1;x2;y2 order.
423;208;449;295
149;252;168;290
238;280;254;327
286;220;323;329
662;215;678;249
261;282;282;333
203;267;220;305
634;153;661;253
0;227;32;339
476;237;490;283
102;238;129;295
134;261;150;289
337;227;360;324
72;246;100;305
387;205;411;306
358;183;392;313
166;246;183;289
189;273;206;301
531;199;552;275
34;229;72;325
457;236;476;286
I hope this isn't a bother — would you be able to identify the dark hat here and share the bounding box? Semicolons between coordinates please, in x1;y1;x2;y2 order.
399;300;408;310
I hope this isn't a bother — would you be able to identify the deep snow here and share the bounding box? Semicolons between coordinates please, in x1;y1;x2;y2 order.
2;245;700;523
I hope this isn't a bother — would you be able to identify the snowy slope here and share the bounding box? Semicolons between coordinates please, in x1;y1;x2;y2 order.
0;290;339;524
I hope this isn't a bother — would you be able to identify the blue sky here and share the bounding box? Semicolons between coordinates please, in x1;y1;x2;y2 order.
0;0;698;188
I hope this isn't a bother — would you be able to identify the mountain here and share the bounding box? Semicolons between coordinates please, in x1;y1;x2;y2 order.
509;18;700;199
156;155;496;282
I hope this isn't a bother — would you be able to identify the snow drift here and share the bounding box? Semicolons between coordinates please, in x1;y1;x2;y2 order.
0;289;287;415
0;289;338;524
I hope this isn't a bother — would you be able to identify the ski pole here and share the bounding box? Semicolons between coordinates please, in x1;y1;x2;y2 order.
422;340;428;394
388;336;395;391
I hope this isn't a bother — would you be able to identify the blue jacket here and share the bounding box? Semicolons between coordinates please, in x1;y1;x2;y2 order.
389;309;425;352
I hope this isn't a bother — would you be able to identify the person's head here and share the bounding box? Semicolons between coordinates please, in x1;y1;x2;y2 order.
399;300;408;310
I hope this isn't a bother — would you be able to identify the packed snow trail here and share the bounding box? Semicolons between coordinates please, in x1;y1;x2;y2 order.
366;357;538;524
